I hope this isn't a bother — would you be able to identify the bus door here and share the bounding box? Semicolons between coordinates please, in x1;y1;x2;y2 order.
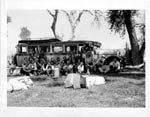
16;45;29;67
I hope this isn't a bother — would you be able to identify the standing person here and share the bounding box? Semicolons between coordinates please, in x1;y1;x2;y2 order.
39;49;47;62
34;48;40;59
67;60;73;73
72;58;77;73
60;61;67;75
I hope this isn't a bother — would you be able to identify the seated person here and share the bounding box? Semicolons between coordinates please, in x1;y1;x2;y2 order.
60;62;67;75
60;60;73;75
46;62;54;77
77;62;84;74
109;58;120;73
96;60;104;74
21;59;35;76
7;60;16;74
40;60;50;76
67;60;73;73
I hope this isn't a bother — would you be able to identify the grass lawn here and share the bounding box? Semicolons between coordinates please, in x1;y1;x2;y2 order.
7;75;145;107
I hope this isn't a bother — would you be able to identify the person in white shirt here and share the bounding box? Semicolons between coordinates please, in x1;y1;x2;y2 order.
78;62;84;74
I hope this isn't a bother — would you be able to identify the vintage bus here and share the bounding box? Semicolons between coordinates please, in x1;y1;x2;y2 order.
14;38;122;69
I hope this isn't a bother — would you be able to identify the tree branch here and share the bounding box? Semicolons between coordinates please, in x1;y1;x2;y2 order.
62;10;74;26
47;9;55;17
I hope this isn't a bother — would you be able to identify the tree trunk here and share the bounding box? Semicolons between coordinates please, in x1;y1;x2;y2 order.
71;26;76;40
123;11;141;65
139;41;145;63
51;10;58;38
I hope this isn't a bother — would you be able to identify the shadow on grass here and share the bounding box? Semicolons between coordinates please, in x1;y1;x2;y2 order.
103;73;145;80
39;80;65;87
128;80;145;86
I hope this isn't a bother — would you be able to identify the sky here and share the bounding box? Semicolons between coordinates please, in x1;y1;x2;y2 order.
7;10;144;56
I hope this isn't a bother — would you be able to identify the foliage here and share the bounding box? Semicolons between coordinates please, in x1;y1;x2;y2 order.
89;10;103;28
7;16;11;24
107;10;145;65
107;10;138;36
19;27;31;40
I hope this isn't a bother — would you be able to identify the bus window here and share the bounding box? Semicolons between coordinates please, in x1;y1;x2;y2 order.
17;46;27;53
40;46;49;53
66;46;70;52
79;44;84;52
53;46;63;53
65;45;77;53
28;46;38;54
22;47;27;53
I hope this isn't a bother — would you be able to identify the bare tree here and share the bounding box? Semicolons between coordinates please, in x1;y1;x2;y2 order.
47;10;59;38
89;10;103;28
62;10;86;40
62;10;103;40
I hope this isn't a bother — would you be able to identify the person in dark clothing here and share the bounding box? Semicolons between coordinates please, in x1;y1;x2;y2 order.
96;60;104;74
109;58;121;73
21;58;35;76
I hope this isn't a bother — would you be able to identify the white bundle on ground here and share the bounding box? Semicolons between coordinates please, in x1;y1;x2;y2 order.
64;73;81;89
7;81;28;92
7;76;33;92
82;75;105;88
64;74;105;89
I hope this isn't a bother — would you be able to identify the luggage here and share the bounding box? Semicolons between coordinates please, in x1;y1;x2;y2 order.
72;74;80;89
64;73;81;89
53;67;60;78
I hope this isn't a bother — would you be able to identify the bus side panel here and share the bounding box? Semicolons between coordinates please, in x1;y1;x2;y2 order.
46;54;55;61
46;54;66;61
16;54;29;67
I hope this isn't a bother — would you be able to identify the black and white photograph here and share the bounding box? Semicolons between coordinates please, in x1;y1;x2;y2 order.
7;9;145;107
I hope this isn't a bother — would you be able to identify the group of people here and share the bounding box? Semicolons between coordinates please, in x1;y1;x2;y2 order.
19;55;121;77
8;44;122;76
19;55;86;77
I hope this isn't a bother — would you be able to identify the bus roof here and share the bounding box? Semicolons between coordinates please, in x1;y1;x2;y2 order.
51;40;101;47
18;39;101;47
18;38;61;44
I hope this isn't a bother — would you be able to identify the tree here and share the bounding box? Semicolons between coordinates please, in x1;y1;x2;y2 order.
7;16;12;37
47;10;59;38
137;24;145;62
19;27;31;40
7;16;11;24
62;10;103;40
107;10;145;65
89;10;103;28
62;10;84;40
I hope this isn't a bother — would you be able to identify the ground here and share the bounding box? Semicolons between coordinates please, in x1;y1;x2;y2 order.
7;75;145;107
